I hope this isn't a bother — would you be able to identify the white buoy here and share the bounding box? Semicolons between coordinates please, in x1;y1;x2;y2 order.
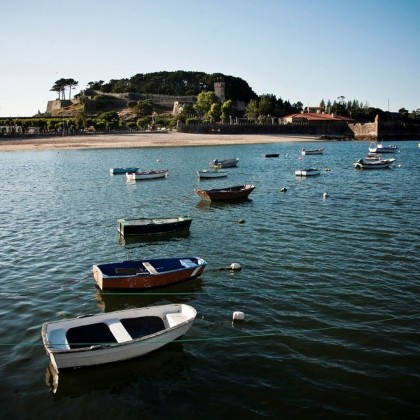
280;187;287;192
232;311;245;321
229;262;242;271
323;192;329;198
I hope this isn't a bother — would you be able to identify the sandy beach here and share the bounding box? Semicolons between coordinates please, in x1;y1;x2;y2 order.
0;131;322;152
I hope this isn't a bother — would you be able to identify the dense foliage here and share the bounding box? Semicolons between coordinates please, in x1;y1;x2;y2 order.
86;71;258;103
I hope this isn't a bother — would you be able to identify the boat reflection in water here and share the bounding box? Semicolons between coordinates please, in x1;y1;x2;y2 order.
45;340;190;397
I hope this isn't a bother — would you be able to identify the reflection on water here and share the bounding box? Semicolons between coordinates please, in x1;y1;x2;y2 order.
118;230;191;245
45;341;190;398
95;277;204;312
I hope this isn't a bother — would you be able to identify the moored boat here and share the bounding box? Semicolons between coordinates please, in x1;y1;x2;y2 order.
41;303;197;372
353;157;396;170
210;158;239;168
117;216;192;236
197;169;228;179
368;142;398;153
92;256;207;290
295;168;321;176
110;167;139;175
195;184;255;201
301;148;324;156
126;169;168;181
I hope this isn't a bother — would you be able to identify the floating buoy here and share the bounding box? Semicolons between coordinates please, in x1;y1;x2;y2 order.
325;168;331;172
229;262;242;271
238;219;245;224
218;262;242;271
232;311;245;321
280;187;287;192
323;192;329;198
156;158;160;162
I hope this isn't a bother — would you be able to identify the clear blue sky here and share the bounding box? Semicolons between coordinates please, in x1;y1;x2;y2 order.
1;0;419;117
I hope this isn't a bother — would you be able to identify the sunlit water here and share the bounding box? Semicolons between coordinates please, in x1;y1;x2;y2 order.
0;140;419;418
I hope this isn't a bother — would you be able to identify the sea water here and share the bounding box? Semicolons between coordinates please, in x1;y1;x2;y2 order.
0;140;419;418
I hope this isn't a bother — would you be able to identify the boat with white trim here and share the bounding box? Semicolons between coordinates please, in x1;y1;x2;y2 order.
41;303;197;371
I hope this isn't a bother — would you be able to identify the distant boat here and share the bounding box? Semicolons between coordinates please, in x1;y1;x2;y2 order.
117;216;192;236
353;157;396;170
110;167;139;174
92;256;207;290
41;303;197;372
295;168;321;176
368;142;398;153
210;158;239;168
264;153;279;158
126;169;168;181
195;184;255;201
301;148;324;156
197;169;228;179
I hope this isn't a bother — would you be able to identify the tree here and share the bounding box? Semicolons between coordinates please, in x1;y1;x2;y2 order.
50;78;68;100
221;99;233;123
67;78;79;100
208;103;221;123
245;99;259;121
136;99;154;117
193;91;219;117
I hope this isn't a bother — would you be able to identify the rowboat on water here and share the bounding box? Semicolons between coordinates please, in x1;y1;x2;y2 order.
353;157;396;170
197;169;228;179
210;158;239;168
126;169;168;181
41;303;197;372
117;216;192;236
295;168;321;176
301;148;324;156
195;184;255;201
110;167;139;174
92;256;207;290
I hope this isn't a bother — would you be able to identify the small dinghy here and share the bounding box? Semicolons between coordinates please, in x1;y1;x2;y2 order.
126;169;168;181
92;256;207;290
41;303;197;372
197;169;228;179
295;168;321;176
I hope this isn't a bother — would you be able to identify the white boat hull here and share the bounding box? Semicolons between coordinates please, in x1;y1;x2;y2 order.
42;304;196;371
126;170;168;180
197;169;228;178
295;169;320;176
354;158;395;169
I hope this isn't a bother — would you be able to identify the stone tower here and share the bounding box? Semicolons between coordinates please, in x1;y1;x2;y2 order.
214;78;226;102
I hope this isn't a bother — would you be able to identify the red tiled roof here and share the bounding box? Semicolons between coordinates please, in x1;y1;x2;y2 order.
282;113;355;122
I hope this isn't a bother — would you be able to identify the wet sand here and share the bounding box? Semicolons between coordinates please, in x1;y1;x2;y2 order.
0;131;322;152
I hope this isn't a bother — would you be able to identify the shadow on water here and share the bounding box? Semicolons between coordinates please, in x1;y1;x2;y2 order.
45;341;190;398
117;230;191;245
95;277;204;312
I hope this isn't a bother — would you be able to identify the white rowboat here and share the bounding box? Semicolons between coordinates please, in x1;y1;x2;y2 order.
41;303;197;372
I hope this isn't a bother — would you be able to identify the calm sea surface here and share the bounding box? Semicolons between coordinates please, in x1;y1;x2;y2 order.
0;139;419;418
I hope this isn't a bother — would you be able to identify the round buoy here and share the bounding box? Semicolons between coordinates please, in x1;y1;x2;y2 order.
232;311;245;321
156;158;160;162
238;219;245;224
280;187;287;192
229;262;242;271
323;192;329;198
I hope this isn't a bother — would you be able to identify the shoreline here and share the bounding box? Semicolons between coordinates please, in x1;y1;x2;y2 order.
0;132;324;152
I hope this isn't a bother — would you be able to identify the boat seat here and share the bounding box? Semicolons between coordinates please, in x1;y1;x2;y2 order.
49;328;70;350
166;312;187;328
143;261;158;274
104;318;133;343
180;259;197;268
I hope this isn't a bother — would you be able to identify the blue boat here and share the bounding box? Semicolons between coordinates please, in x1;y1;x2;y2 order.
110;167;139;175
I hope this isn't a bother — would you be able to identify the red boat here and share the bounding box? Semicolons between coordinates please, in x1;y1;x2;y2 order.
195;184;255;201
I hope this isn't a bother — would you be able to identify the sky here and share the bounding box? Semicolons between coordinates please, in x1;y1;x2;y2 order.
1;0;419;117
